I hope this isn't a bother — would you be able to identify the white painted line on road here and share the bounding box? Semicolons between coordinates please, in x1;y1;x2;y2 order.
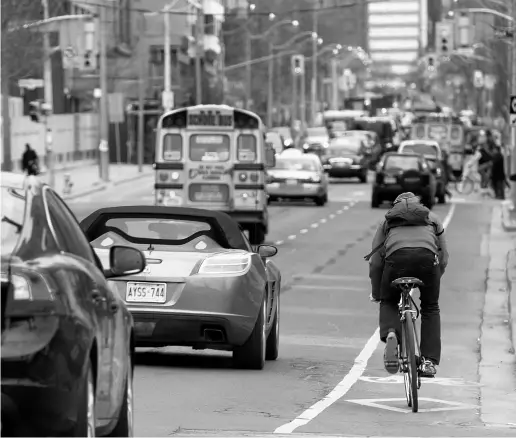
329;214;335;219
320;218;327;224
345;397;476;413
310;223;319;228
343;206;349;210
287;235;297;240
273;328;380;434
336;210;343;215
359;375;480;387
300;229;308;234
274;203;458;434
275;240;284;246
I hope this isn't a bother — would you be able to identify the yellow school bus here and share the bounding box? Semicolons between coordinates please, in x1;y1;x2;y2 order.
154;104;276;244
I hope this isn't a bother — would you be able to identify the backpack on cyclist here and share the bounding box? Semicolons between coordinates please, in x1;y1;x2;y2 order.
364;196;441;262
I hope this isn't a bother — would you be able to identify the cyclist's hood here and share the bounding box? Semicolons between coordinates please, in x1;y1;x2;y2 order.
385;195;431;229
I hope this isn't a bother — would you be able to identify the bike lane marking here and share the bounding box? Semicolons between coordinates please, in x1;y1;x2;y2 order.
273;203;457;434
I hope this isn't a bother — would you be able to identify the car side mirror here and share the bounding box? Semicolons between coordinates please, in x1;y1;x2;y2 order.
106;245;146;278
265;144;276;168
257;244;278;258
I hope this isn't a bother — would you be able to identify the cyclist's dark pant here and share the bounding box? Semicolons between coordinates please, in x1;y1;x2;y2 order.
379;247;441;365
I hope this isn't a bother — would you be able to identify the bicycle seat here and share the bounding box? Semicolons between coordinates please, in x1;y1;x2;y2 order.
391;277;424;287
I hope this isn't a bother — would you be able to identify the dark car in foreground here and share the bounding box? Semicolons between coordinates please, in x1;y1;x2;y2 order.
321;136;370;183
1;173;145;437
371;153;436;209
81;206;281;370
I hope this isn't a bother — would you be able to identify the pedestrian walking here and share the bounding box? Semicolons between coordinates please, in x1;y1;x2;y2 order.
490;145;508;200
21;143;40;176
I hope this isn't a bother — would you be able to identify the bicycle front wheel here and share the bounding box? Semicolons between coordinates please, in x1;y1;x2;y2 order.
402;313;418;412
456;177;474;194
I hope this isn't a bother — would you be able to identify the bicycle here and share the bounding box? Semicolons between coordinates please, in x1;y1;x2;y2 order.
391;276;425;413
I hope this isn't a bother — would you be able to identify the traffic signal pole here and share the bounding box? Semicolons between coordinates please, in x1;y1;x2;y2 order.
98;4;110;182
511;0;516;209
42;0;55;188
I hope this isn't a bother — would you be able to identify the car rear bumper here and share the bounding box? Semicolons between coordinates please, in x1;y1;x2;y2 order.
227;210;267;226
131;311;255;348
324;164;366;178
373;183;433;200
267;182;325;198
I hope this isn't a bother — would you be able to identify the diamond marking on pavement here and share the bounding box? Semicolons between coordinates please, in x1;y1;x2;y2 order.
345;397;477;413
359;375;481;386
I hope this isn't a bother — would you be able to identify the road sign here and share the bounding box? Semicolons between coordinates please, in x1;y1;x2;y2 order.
510;95;516;125
484;74;496;90
18;78;44;89
162;91;174;110
473;70;484;88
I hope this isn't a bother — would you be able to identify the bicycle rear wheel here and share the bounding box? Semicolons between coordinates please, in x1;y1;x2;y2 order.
402;313;418;412
456;178;474;194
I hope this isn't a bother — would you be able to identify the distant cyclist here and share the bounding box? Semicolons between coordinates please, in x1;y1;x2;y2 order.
365;192;449;378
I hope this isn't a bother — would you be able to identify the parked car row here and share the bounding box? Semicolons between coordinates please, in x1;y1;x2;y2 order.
1;173;281;436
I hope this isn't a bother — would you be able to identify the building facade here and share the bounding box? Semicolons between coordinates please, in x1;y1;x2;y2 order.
367;0;427;77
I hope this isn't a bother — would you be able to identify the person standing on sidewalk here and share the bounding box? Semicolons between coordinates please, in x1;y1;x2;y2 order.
21;144;40;176
491;145;508;200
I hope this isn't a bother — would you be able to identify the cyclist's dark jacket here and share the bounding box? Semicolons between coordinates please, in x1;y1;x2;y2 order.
368;198;448;298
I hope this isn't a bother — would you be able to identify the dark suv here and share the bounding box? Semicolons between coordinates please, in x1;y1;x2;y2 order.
321;136;370;183
371;153;436;209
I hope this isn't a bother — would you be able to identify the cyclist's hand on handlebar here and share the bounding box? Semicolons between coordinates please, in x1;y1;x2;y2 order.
369;293;381;303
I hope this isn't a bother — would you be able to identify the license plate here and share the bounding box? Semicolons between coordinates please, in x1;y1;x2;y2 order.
286;179;298;185
126;282;166;303
336;162;349;167
384;176;396;184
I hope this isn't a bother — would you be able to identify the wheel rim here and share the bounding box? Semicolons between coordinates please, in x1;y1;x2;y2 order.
127;364;134;437
87;369;95;438
403;364;412;406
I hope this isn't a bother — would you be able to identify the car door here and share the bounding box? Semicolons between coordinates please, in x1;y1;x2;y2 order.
44;189;120;423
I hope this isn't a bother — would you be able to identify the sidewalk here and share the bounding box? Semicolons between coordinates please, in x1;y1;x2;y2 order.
502;200;516;231
38;163;153;200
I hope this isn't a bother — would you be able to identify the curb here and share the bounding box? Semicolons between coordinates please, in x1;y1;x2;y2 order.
507;249;516;355
62;170;152;201
502;201;516;231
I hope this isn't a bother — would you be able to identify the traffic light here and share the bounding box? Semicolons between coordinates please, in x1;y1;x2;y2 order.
427;55;435;68
435;21;454;57
291;54;305;76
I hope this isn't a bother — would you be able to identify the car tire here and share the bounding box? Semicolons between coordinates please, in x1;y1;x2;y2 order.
72;360;96;437
233;298;266;370
107;356;133;437
249;225;266;245
266;293;280;361
315;194;327;206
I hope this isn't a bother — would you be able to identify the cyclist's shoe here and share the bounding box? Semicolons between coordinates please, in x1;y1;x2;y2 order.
420;359;437;378
383;331;399;374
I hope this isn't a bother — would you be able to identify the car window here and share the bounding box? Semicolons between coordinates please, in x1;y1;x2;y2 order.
1;186;26;256
274;158;317;171
45;189;97;263
384;155;420;171
401;143;438;157
306;127;327;137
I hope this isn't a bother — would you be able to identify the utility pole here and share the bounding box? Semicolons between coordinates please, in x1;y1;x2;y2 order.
137;47;145;173
163;7;173;111
511;0;516;209
300;68;306;129
99;4;110;181
310;5;319;127
195;6;204;104
266;34;275;127
42;0;55;187
245;31;252;109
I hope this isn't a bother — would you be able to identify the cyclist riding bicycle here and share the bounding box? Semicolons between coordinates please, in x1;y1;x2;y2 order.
365;192;449;378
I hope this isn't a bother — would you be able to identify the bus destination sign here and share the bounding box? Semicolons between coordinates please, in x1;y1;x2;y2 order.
188;110;233;128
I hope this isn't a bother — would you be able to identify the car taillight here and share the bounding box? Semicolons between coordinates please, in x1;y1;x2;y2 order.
197;253;251;275
5;271;57;318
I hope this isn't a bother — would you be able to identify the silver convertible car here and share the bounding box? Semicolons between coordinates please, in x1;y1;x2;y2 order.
80;206;281;370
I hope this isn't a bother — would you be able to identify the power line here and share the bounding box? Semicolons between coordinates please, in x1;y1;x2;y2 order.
71;0;363;17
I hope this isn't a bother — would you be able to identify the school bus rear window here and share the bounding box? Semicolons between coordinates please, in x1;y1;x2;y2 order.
163;134;182;161
237;135;256;162
189;135;230;162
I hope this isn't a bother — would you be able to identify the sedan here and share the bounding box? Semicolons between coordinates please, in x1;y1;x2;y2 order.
81;206;281;370
321;136;370;183
301;127;330;156
1;173;145;437
267;153;328;206
371;153;437;209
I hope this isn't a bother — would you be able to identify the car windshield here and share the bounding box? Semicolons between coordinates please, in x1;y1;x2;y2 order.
274;158;317;171
1;186;26;256
384;155;420;171
327;139;361;155
402;143;438;157
306;127;327;137
103;217;211;242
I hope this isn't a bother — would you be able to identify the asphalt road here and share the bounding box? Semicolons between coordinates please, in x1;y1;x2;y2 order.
69;176;516;437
